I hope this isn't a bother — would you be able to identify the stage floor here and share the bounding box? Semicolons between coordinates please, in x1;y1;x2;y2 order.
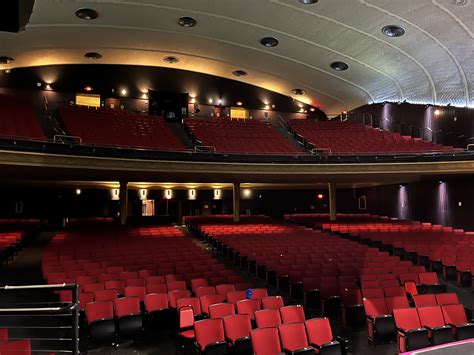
402;339;474;354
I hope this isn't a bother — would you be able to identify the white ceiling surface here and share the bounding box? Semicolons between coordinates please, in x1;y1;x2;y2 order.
0;0;473;114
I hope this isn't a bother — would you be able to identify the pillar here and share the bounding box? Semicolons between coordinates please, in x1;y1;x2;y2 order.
233;183;241;223
329;182;337;222
120;181;128;225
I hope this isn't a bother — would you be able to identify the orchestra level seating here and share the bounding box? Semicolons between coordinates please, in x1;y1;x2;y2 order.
58;105;186;151
288;120;461;154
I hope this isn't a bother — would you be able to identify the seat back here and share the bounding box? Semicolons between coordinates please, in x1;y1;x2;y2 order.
195;286;216;298
418;306;445;328
85;301;114;323
147;284;167;294
227;290;247;303
255;309;282;328
435;293;459;306
400;273;420;284
305;318;333;346
124;286;146;302
114;297;141;318
177;297;202;316
413;294;437;308
386;296;410;313
169;289;192;309
194;318;225;351
384;287;405;297
178;305;195;330
393;308;422;331
200;294;225;315
251;288;269;300
209;303;235;319
216;284;236;299
223;314;252;343
363;297;389;317
94;289;118;302
191;278;210;292
144;293;169;313
419;272;439;285
279;322;310;352
262;296;284;310
251;327;281;355
362;288;384;299
441;304;468;326
167;281;187;292
146;275;165;285
236;299;261;319
280;305;305;324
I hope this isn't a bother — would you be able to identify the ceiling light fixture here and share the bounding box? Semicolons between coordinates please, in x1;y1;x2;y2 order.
84;52;102;60
163;56;179;64
232;70;248;77
330;61;349;71
299;0;318;3
179;16;197;28
292;88;306;96
120;88;127;96
75;8;99;20
84;86;93;92
0;56;14;64
260;37;279;47
236;102;243;106
382;25;406;38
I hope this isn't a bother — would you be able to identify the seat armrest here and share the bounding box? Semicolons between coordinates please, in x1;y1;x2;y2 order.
336;335;349;345
427;325;452;332
399;327;427;335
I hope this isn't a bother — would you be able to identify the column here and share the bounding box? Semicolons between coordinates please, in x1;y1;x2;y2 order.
329;182;337;222
120;181;128;225
233;182;241;223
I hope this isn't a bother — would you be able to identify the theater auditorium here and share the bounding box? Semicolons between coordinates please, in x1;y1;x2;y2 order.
1;0;474;354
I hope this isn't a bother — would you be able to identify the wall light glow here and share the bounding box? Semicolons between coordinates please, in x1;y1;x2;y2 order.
164;189;173;200
214;189;222;200
242;189;252;198
188;189;197;200
75;188;81;195
139;189;148;200
436;182;450;226
111;189;120;200
397;185;411;220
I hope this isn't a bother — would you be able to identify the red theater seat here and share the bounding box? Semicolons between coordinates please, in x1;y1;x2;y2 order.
0;339;31;355
251;327;282;355
236;299;261;320
393;308;429;353
255;309;282;328
441;304;474;340
85;301;116;344
305;318;347;354
113;297;143;339
363;297;395;345
417;306;453;345
279;322;315;354
413;294;437;308
209;303;235;319
280;305;305;324
261;296;284;310
222;314;252;354
194;319;227;354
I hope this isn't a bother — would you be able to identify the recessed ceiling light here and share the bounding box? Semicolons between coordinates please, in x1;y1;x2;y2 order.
292;88;306;96
330;61;349;71
75;8;99;20
163;56;179;64
299;0;318;3
232;70;248;77
382;25;406;38
121;88;127;96
84;86;93;92
260;37;279;47
179;17;197;28
0;56;14;64
236;101;243;106
84;52;102;60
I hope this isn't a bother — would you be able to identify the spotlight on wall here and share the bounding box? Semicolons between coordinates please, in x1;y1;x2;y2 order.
188;189;196;200
45;84;52;91
438;180;444;184
434;109;441;116
111;189;120;200
317;193;324;200
264;105;270;110
75;188;82;195
242;189;252;198
208;98;213;104
218;99;223;105
139;189;148;200
84;86;93;92
190;97;196;104
142;93;148;100
120;88;128;96
164;189;173;200
214;189;222;200
399;184;404;188
458;201;462;207
236;101;243;106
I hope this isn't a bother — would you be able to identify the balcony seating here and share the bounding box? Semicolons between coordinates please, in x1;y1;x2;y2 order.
59;105;186;150
288;120;460;154
0;94;45;140
184;118;301;154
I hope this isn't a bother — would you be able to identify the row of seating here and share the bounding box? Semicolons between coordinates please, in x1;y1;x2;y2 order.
184;118;302;154
0;231;24;267
59;105;186;151
287;120;461;154
0;94;46;141
0;329;53;355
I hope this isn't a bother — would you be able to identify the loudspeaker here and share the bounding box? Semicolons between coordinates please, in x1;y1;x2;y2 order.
0;0;35;33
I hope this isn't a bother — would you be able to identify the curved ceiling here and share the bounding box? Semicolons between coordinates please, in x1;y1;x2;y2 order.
0;0;473;115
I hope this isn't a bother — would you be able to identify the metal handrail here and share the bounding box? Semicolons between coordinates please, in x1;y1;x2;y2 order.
0;283;79;354
53;135;82;144
311;147;332;155
194;145;216;153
